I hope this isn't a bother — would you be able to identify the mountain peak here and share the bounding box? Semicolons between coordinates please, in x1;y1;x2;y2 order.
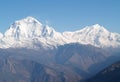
64;24;120;48
4;16;43;39
9;16;42;29
4;17;59;40
81;24;109;34
25;16;36;20
93;24;101;28
92;24;107;31
78;24;108;34
23;16;42;24
0;32;3;39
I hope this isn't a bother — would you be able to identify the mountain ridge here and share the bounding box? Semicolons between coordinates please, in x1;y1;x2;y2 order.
0;16;120;49
0;17;120;82
85;61;120;82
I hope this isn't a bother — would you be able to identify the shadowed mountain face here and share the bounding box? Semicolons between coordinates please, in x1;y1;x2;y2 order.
85;61;120;82
0;55;68;82
0;43;119;82
55;43;109;72
0;56;45;82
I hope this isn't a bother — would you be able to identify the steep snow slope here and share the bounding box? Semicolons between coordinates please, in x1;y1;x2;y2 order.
0;32;3;39
1;17;64;48
63;24;120;47
5;16;53;39
0;17;120;49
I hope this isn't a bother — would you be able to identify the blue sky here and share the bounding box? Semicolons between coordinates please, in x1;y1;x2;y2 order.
0;0;120;33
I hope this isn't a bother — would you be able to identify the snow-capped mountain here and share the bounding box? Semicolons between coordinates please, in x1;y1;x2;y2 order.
0;17;120;82
1;17;64;48
0;16;120;49
0;32;3;39
63;24;120;47
5;16;53;39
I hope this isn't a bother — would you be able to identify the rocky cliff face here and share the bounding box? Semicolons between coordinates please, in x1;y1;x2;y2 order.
0;49;81;82
0;55;68;82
